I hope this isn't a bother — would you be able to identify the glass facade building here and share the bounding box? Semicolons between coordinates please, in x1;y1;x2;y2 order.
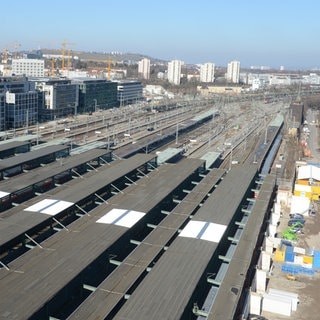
72;79;118;114
5;92;38;129
35;79;79;121
117;81;143;106
0;94;5;131
0;77;38;130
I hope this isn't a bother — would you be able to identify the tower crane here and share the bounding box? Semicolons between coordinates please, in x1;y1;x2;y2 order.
51;58;56;77
107;57;112;80
7;42;21;59
1;42;21;62
2;48;9;64
61;41;76;71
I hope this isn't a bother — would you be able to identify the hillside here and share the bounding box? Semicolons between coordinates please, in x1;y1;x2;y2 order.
26;49;166;64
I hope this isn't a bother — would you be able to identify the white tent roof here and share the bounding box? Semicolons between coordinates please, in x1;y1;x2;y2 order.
290;195;310;215
297;165;320;182
294;184;312;192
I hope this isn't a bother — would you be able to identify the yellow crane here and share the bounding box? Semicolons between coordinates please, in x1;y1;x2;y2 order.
51;58;56;77
61;40;76;71
107;57;112;80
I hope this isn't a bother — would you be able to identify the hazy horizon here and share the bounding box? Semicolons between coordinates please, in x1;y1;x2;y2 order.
2;0;320;70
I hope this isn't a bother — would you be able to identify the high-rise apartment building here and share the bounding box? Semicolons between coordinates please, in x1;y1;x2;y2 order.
167;60;183;85
227;60;240;84
200;63;215;83
12;58;45;77
138;58;151;80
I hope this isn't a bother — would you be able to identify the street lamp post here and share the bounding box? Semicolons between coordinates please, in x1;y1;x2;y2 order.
175;123;179;144
93;99;97;113
228;145;233;171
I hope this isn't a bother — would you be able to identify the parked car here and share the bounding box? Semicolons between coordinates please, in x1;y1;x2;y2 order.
290;224;304;234
288;218;305;226
289;213;304;219
309;210;316;217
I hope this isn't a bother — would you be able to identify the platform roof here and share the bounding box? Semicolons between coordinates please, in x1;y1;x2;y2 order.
191;109;217;122
68;168;227;319
46;154;156;204
70;141;108;155
113;164;258;320
0;149;111;194
200;151;221;169
269;113;284;128
156;147;183;164
31;138;72;150
0;154;156;249
0;134;37;142
0;158;205;319
0;140;30;153
208;174;276;320
0;145;70;170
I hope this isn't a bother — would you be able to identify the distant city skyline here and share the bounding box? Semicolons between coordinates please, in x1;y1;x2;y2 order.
2;0;320;70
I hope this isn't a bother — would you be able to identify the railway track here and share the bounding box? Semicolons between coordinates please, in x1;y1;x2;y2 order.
17;104;211;147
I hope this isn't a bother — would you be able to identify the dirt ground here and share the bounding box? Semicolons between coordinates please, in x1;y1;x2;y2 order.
261;112;320;320
262;206;320;320
261;109;320;320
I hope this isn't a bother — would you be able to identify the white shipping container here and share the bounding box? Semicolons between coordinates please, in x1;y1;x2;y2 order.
261;252;271;271
250;292;262;316
268;224;277;237
294;255;304;265
274;202;281;214
262;294;292;316
271;213;280;225
293;246;306;255
256;269;267;293
302;262;313;269
268;288;299;311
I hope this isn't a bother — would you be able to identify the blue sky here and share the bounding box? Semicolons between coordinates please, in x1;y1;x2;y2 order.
2;0;320;69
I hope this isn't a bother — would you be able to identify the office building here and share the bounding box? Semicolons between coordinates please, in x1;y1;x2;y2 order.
138;58;151;80
0;93;5;131
227;60;240;84
5;91;38;130
200;63;215;83
34;79;78;121
12;58;45;77
167;60;183;85
0;77;38;130
72;79;118;114
117;81;143;106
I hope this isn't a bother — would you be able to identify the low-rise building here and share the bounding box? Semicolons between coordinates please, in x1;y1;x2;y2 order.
197;84;244;95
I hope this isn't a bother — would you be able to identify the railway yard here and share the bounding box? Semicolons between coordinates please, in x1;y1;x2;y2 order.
0;94;319;319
